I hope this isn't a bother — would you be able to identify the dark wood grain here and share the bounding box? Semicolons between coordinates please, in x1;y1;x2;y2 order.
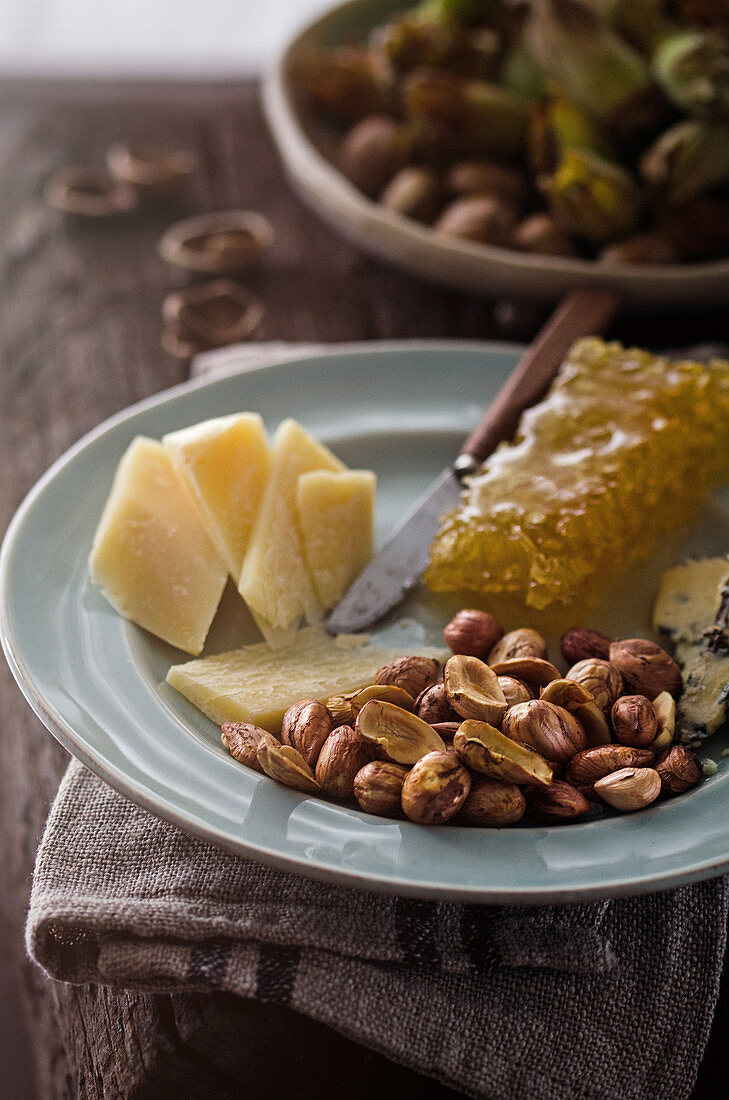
1;79;728;1100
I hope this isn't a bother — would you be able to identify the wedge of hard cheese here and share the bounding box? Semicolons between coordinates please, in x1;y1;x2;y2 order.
163;412;271;580
297;469;376;610
238;419;343;644
167;626;444;732
89;436;228;655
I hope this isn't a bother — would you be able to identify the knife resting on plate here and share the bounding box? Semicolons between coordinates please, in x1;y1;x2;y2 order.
327;289;620;635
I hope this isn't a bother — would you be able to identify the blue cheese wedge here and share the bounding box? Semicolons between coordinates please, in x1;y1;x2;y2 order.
653;557;729;643
653;557;729;744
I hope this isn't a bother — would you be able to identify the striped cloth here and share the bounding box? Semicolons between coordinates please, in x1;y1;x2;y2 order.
27;760;729;1100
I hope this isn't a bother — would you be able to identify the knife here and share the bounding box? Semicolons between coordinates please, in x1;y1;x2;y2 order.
327;289;619;635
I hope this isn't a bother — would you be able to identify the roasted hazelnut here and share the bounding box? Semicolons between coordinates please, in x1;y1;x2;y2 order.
459;778;526;826
444;654;507;725
501;699;587;764
339;115;410;196
256;734;321;794
488;627;547;665
220;721;269;772
430;721;461;741
445;160;530;208
497;675;532;708
655;745;703;796
611;695;659;748
566;744;656;789
443;608;504;659
594;766;661;812
599;230;679;265
565;658;623;718
453;720;553;786
281;699;332;768
649;691;676;753
609;639;683;700
380;165;442;222
326;693;357;727
401;751;471;825
540;678;611;747
374;655;440;698
315;725;372;800
350;683;415;718
526;781;590;823
434;194;517;246
353;761;409;817
488;657;561;694
414;682;459;725
560;628;612;665
355;700;445;764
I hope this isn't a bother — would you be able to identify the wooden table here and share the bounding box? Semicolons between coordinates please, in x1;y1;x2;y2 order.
1;80;728;1099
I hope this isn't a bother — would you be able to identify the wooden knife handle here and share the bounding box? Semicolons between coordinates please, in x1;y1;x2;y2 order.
457;289;619;476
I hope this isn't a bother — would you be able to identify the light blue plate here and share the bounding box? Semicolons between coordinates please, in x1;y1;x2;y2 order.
3;342;729;903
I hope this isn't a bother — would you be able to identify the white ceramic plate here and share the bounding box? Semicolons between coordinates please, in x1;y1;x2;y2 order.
3;342;729;903
262;0;729;307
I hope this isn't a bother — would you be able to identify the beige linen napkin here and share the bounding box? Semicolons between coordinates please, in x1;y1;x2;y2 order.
27;759;728;1100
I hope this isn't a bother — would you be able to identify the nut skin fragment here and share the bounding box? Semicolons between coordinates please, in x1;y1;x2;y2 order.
611;695;658;748
594;766;662;812
526;781;590;823
560;628;612;665
401;751;472;825
656;746;703;796
315;725;372;800
501;699;587;765
459;779;526;826
444;654;507;724
498;676;532;707
220;722;269;772
453;720;553;786
565;658;623;719
431;721;460;741
353;761;409;817
414;682;459;725
157;210;274;274
256;734;322;794
355;700;445;764
488;627;547;665
281;699;332;768
374;655;441;698
566;745;656;790
443;609;504;659
609;639;683;700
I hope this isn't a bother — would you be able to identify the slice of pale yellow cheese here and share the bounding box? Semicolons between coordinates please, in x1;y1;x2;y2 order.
163;412;271;580
238;419;343;640
167;625;445;732
89;436;228;655
297;469;376;610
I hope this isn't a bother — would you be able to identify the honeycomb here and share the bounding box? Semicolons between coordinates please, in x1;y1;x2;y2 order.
425;338;729;623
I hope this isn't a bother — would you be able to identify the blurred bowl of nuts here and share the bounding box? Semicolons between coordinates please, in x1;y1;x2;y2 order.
263;0;729;305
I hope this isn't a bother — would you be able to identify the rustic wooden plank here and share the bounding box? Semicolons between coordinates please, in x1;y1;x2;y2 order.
2;78;729;1100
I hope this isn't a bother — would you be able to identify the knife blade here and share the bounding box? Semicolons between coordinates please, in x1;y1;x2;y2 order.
327;289;619;635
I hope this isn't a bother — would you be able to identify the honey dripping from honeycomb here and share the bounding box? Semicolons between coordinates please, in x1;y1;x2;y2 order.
425;338;729;624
